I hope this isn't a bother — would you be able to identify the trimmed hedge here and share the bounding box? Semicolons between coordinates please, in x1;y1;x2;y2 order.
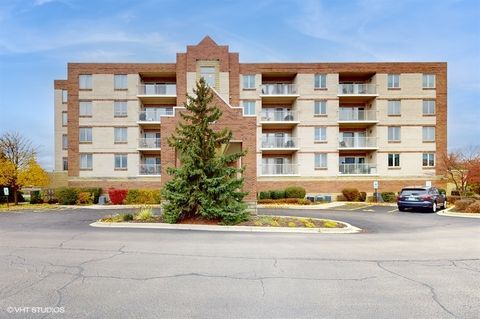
76;192;93;205
270;190;286;199
30;190;43;204
258;191;271;200
56;187;78;205
381;192;397;203
285;186;306;199
358;192;367;202
125;189;161;204
465;201;480;213
258;198;311;205
454;199;476;211
108;189;128;205
342;188;360;201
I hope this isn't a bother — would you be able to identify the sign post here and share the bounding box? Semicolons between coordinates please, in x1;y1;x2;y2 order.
373;181;379;202
3;188;9;208
426;181;432;187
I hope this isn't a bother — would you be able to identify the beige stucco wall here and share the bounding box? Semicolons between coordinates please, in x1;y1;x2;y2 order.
78;74;139;100
54;89;67;172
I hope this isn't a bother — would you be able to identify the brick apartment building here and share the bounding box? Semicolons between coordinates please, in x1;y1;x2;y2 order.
54;36;447;202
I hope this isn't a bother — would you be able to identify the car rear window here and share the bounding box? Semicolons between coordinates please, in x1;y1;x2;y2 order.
401;189;427;196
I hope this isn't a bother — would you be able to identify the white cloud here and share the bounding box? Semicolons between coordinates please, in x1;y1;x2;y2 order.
34;0;56;6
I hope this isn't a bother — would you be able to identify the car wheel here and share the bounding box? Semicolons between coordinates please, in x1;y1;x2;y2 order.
398;207;405;212
432;202;437;213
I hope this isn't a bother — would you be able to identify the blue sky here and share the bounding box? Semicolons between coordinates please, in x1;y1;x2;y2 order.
0;0;479;170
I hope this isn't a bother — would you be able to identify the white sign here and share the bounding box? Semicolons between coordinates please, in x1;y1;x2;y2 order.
3;188;9;196
426;181;432;187
373;181;379;189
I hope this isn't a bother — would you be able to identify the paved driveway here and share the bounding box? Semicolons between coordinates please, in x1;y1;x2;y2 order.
0;207;479;318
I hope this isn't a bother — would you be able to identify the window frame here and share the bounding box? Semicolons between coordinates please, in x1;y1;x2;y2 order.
388;153;400;167
314;127;327;142
114;74;128;90
114;101;128;117
79;74;92;90
80;154;93;170
242;75;256;90
314;74;327;89
114;127;128;143
387;100;401;116
242;101;256;116
422;126;436;142
199;66;216;87
62;157;68;171
79;127;92;143
114;154;128;170
387;74;400;89
422;74;436;89
62;134;68;150
79;101;92;117
62;111;68;126
388;126;401;142
422;100;436;115
314;153;328;169
314;100;327;116
422;153;435;167
61;90;68;103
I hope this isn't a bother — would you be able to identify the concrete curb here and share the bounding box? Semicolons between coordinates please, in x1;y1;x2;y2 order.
257;202;397;210
79;204;162;210
437;207;480;219
90;217;362;234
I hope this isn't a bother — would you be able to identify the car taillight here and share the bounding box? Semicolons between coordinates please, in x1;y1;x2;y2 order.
420;195;432;201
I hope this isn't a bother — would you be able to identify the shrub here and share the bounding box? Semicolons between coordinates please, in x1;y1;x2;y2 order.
358;192;367;202
285;186;306;199
76;192;93;205
454;199;476;211
297;198;311;205
337;194;347;201
134;206;154;220
125;189;140;204
465;201;480;213
287;222;296;227
257;199;275;204
125;189;161;204
108;189;128;205
77;188;102;204
258;191;271;200
30;190;43;204
270;190;286;199
437;188;446;195
381;192;397;203
447;195;461;204
121;213;134;221
270;220;280;227
56;187;78;205
323;220;338;228
366;196;376;203
342;188;360;201
451;190;460;196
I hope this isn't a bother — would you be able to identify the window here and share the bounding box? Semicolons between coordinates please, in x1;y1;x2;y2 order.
314;153;327;169
62;112;68;126
80;154;93;170
200;66;216;87
388;126;401;142
388;74;400;88
314;127;327;142
388;153;400;167
423;153;435;167
423;74;436;88
242;101;256;116
114;154;128;170
388;100;401;116
79;128;92;142
62;90;68;103
79;74;92;89
314;74;327;89
62;134;68;149
114;74;128;89
314;100;327;116
423;100;436;115
114;127;128;143
62;157;68;171
114;101;128;117
79;101;92;117
242;75;255;89
422;127;435;142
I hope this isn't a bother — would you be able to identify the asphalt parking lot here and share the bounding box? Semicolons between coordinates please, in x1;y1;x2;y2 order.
0;206;478;318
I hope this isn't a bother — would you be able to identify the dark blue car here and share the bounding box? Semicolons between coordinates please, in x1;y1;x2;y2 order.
397;186;447;212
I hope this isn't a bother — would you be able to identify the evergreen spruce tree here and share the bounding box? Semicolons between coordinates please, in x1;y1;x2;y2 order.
162;78;248;224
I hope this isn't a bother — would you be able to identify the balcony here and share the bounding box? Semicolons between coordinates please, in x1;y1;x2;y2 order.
338;83;377;101
138;138;161;151
338;137;378;150
260;84;299;103
137;83;176;103
261;164;298;176
338;108;378;127
339;163;377;175
260;110;299;129
139;164;161;176
137;109;174;127
261;136;299;154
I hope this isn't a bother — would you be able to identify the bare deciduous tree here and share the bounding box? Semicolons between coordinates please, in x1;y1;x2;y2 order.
442;146;480;196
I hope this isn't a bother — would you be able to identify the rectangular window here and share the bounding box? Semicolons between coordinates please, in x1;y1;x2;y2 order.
314;153;327;169
314;74;327;89
242;75;255;89
114;101;128;117
114;154;128;170
314;127;327;142
388;100;401;115
423;100;436;115
80;154;93;170
114;74;128;89
388;74;400;88
79;74;92;89
242;101;256;115
79;128;92;143
423;74;436;88
422;127;435;142
61;90;68;103
314;100;327;115
200;66;216;87
388;153;400;167
388;126;401;142
79;101;92;117
114;127;128;143
62;112;68;126
62;157;68;171
423;153;435;167
62;134;68;150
